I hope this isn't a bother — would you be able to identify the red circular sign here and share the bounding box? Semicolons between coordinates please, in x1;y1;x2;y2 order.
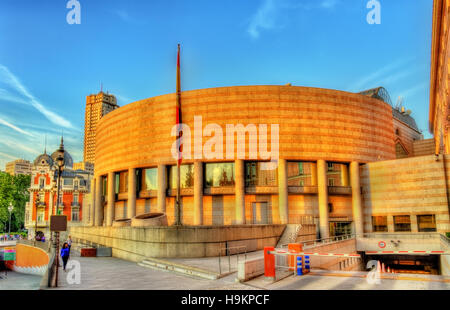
378;241;386;249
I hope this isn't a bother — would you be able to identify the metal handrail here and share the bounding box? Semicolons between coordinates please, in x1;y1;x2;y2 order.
218;245;247;275
280;232;447;249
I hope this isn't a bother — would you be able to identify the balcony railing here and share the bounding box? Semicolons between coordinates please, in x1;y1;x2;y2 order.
288;186;318;194
328;186;352;195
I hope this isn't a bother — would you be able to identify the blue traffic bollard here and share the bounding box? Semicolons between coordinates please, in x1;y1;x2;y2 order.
296;256;303;276
305;255;310;271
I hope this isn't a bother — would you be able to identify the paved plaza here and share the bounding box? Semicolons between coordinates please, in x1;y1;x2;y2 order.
41;250;450;290
50;253;255;290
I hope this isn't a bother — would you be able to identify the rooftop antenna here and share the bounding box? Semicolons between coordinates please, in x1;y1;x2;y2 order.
395;96;404;111
44;134;47;154
100;82;103;93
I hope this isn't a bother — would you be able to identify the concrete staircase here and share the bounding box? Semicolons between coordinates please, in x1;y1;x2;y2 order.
138;257;222;280
276;224;303;248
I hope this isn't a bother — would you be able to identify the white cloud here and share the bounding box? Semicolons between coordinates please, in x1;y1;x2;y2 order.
320;0;338;9
399;82;427;99
0;117;35;137
246;0;340;39
347;57;415;92
247;0;279;39
0;64;75;129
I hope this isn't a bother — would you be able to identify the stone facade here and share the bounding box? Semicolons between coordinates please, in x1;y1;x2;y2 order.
430;0;450;154
5;159;32;176
80;85;449;240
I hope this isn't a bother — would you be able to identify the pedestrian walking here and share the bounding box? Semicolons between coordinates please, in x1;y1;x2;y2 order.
60;242;70;271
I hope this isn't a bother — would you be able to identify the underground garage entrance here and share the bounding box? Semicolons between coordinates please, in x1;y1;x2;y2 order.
363;253;442;275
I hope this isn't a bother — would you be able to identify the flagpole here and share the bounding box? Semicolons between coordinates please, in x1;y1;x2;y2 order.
175;44;182;226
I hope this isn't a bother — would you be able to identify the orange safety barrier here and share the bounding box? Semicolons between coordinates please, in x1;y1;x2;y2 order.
288;243;303;271
264;246;275;278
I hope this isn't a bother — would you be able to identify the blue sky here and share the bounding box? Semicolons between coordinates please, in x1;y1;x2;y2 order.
0;0;433;169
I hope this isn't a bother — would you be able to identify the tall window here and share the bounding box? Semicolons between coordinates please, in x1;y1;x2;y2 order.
72;208;80;222
73;193;79;204
418;215;437;232
116;171;128;194
37;210;45;223
168;164;194;189
287;162;315;186
394;215;411;232
102;176;107;196
141;168;158;191
205;163;235;187
326;163;348;186
39;177;45;189
372;216;388;232
245;162;277;187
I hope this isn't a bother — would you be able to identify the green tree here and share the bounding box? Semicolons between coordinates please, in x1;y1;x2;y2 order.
0;172;31;233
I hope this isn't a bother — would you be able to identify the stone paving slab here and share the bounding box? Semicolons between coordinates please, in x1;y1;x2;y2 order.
0;271;42;290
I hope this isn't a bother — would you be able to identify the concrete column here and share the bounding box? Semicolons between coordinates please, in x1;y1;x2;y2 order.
106;172;115;226
411;215;419;232
194;162;203;225
387;215;394;232
157;164;166;213
94;176;103;226
278;159;289;224
127;168;136;219
317;160;329;239
350;162;364;235
235;159;245;224
341;164;349;187
311;162;317;186
89;178;96;226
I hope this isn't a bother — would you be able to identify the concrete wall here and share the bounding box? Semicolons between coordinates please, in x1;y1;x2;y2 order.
413;139;435;157
361;155;450;233
70;224;285;261
356;233;444;252
304;239;362;271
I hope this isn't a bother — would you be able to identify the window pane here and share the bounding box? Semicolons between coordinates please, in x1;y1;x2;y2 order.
326;163;348;186
205;163;235;187
372;216;388;232
287;162;315;186
116;171;128;193
169;164;194;189
394;215;411;232
141;168;158;190
245;162;277;186
418;215;436;232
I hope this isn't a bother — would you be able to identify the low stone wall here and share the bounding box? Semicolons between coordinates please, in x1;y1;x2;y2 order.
70;225;285;262
305;239;362;271
238;257;265;281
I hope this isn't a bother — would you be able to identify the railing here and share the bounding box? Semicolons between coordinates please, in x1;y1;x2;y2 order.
440;233;450;248
280;234;356;249
218;245;247;275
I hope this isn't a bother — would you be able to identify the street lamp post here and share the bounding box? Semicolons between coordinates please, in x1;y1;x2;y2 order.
34;194;40;246
8;202;13;236
53;137;65;288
